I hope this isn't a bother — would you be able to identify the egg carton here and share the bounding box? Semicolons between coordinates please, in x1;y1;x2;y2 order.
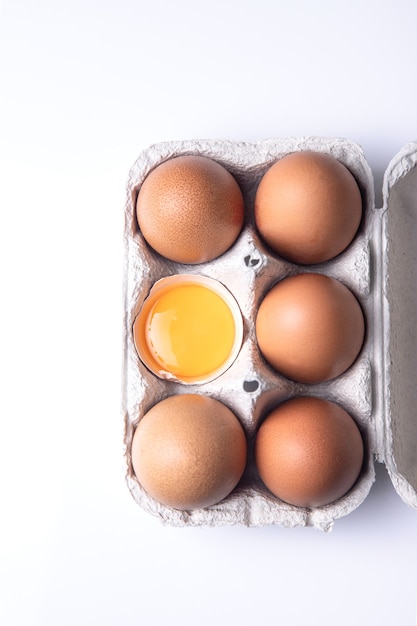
122;136;417;531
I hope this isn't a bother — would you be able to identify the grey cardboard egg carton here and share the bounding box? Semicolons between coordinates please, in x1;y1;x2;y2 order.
122;136;417;531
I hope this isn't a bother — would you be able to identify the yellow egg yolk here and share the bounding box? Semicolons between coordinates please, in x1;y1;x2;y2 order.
143;283;236;378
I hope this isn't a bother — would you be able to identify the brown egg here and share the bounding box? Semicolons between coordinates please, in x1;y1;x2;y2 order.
131;394;247;510
254;397;364;507
254;150;362;264
136;155;245;264
255;273;365;383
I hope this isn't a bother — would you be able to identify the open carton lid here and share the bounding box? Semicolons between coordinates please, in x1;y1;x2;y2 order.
381;140;417;509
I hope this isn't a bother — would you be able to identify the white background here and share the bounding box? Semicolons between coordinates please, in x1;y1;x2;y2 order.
1;1;417;625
